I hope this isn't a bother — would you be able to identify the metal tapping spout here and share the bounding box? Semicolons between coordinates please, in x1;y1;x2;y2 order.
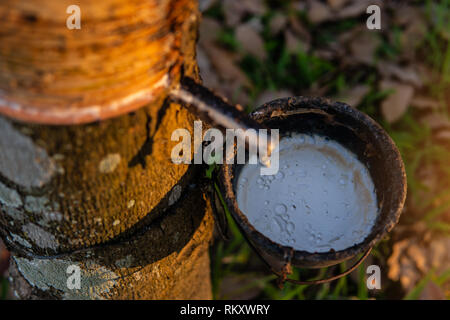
170;76;275;166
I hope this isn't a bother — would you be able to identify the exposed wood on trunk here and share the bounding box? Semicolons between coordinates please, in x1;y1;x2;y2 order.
0;0;194;124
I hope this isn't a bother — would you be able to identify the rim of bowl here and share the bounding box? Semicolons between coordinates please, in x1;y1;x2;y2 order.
219;96;407;267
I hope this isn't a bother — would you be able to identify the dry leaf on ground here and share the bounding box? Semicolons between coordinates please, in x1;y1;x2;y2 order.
399;23;427;60
198;0;217;12
377;61;423;88
304;82;330;97
435;130;450;142
199;17;222;44
410;95;440;110
315;49;336;60
269;12;288;35
198;41;252;106
420;113;450;130
285;29;310;53
380;80;414;123
393;5;424;26
225;80;251;106
416;63;439;86
416;165;440;196
335;85;370;107
223;0;246;27
290;1;307;12
245;17;264;33
235;24;267;60
289;15;310;37
307;0;332;24
219;274;264;300
327;0;350;10
223;0;267;27
419;281;446;300
337;0;382;19
338;25;365;43
388;232;450;293
197;45;221;90
201;42;251;88
241;0;267;16
348;31;380;65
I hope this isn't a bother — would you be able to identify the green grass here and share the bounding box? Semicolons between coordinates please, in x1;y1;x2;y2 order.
217;28;241;52
404;268;450;300
376;26;403;60
423;0;450;103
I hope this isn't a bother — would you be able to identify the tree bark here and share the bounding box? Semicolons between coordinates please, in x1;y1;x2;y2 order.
0;0;214;299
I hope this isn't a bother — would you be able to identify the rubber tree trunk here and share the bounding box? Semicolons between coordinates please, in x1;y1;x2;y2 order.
0;0;214;299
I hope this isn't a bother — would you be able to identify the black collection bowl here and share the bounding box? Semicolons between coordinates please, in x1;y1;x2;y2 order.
218;96;407;269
